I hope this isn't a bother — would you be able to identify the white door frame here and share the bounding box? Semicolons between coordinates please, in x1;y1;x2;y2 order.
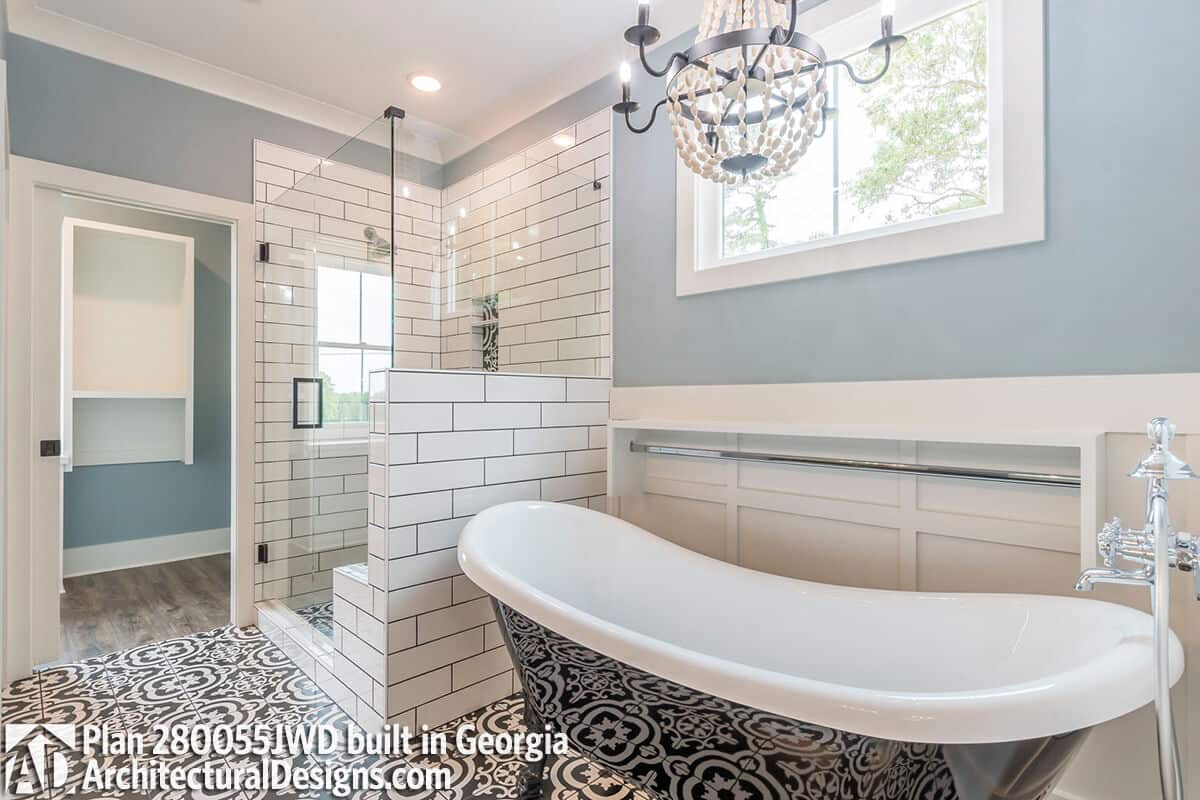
2;156;256;678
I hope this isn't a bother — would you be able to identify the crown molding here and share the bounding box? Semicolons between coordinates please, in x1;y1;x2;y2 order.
6;0;454;164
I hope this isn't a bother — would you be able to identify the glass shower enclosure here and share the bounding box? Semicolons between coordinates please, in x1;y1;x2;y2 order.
257;108;427;640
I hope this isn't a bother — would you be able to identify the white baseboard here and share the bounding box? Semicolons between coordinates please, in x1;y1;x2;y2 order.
63;527;230;578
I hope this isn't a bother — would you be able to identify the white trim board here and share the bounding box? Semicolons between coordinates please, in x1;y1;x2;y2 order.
2;156;256;680
609;374;1200;435
62;528;230;578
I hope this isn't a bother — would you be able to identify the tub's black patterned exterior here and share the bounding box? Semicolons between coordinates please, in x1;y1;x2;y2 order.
494;601;1090;800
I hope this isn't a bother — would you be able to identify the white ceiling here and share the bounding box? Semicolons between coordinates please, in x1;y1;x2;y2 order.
13;0;702;162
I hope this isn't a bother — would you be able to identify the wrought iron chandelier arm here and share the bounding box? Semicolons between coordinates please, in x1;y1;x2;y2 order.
638;41;691;79
828;45;894;86
623;98;671;134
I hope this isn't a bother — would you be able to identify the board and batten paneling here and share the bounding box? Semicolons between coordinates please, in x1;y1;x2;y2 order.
616;432;1080;593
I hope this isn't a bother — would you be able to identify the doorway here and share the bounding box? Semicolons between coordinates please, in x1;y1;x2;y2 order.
54;197;233;663
2;157;256;679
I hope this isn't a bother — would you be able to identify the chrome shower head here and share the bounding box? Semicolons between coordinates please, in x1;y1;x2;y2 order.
1130;418;1197;480
363;226;392;258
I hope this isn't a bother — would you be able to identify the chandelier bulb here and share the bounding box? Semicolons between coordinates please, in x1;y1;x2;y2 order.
638;0;651;27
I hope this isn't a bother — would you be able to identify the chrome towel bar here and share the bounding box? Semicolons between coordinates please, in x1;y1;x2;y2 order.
629;442;1082;489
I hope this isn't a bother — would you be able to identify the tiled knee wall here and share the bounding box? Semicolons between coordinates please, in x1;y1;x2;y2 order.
325;369;609;730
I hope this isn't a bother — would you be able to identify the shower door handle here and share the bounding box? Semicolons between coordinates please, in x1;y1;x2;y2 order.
292;377;324;429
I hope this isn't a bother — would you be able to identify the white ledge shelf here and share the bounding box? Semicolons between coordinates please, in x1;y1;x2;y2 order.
73;391;190;400
608;417;1102;449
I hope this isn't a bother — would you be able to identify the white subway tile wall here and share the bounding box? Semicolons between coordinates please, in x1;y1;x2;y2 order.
254;113;615;729
440;111;612;377
329;562;387;728
253;140;442;613
366;370;610;728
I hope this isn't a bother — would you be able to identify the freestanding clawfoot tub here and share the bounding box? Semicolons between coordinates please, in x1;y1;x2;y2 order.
458;502;1184;800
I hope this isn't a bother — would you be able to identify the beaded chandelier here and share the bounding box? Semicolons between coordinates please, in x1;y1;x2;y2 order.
614;0;907;184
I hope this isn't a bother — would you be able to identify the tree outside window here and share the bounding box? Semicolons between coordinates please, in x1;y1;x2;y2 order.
723;1;988;258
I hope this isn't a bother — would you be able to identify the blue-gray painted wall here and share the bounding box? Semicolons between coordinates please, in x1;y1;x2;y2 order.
5;34;443;202
448;2;1200;386
61;197;231;549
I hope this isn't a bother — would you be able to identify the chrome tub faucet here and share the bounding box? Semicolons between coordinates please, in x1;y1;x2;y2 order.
1075;418;1199;596
1075;417;1197;800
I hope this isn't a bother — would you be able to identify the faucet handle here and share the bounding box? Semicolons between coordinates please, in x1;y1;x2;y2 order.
1147;417;1176;448
1098;517;1124;567
1175;533;1200;600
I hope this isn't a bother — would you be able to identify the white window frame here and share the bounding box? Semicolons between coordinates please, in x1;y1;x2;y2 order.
675;0;1044;296
315;265;390;433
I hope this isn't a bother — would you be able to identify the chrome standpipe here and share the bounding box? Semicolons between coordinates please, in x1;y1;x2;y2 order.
1076;418;1195;800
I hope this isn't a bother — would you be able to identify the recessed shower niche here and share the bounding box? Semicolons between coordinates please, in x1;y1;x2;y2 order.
62;218;195;469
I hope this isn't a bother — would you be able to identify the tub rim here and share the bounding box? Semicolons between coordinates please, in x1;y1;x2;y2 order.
459;500;1184;744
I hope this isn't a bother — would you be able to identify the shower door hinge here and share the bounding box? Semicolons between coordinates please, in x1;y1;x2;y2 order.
256;543;269;564
258;242;270;263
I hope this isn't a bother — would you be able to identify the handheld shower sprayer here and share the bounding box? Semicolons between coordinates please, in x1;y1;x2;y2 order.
1075;418;1196;800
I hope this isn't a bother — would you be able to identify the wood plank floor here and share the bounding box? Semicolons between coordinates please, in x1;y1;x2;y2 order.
54;554;230;665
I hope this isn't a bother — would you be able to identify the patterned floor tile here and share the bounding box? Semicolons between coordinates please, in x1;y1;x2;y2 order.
37;664;119;729
166;626;293;672
2;625;649;800
296;601;335;639
1;672;43;724
105;663;203;735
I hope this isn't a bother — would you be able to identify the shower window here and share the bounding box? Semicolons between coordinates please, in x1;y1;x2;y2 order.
675;0;1045;296
316;266;391;424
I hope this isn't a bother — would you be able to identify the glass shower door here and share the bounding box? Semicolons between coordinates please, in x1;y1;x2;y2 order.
260;113;398;639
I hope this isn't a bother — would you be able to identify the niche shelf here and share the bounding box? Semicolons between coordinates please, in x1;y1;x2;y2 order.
62;218;195;470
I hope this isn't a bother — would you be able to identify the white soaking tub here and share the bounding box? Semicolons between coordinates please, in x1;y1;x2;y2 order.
459;501;1183;800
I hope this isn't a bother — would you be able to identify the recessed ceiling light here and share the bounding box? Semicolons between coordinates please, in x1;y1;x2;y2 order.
409;74;442;93
552;133;576;148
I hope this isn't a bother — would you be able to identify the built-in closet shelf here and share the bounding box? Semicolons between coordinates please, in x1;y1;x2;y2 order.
73;391;189;400
63;218;195;471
